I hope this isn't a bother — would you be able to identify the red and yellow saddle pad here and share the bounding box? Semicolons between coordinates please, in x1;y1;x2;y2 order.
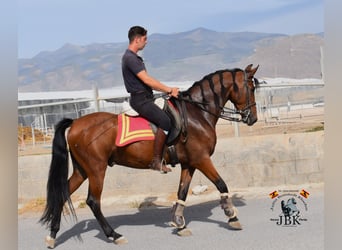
116;114;155;146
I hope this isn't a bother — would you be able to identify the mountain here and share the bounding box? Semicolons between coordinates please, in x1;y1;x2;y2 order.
18;28;324;92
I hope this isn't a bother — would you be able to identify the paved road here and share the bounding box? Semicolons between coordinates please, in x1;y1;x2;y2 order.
19;188;323;250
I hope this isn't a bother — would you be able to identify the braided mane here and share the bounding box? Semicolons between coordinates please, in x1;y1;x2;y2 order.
189;68;243;90
182;68;244;108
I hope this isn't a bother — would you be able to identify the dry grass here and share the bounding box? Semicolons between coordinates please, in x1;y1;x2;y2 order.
18;198;46;215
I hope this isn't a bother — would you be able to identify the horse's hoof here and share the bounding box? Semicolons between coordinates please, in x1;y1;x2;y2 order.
168;220;186;229
177;227;192;237
114;236;128;245
45;235;56;249
169;214;186;229
168;218;184;228
228;217;243;230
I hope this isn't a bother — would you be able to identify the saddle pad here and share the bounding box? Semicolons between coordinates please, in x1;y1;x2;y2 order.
116;114;155;146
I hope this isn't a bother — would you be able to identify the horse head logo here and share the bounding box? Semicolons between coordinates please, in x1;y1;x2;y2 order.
281;198;300;216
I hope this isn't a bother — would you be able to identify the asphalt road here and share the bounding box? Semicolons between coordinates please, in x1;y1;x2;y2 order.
19;187;323;250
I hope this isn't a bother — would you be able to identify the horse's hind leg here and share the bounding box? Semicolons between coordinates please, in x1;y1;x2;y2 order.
86;168;128;245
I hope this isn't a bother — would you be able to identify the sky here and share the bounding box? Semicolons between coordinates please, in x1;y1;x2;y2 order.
17;0;324;59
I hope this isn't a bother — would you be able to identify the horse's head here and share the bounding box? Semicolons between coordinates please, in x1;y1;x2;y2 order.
288;198;297;205
181;65;260;126
229;64;259;126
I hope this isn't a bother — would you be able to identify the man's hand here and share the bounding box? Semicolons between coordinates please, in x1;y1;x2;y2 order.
168;87;179;98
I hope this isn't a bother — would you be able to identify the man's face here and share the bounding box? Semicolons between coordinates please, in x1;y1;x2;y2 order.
136;35;147;50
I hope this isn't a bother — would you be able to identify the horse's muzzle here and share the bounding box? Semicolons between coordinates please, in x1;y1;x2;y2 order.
241;110;257;126
246;116;257;126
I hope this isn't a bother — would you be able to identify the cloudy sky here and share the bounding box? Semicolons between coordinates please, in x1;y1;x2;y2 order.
18;0;324;58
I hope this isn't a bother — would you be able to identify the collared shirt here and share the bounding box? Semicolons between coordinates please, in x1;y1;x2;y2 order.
121;49;152;94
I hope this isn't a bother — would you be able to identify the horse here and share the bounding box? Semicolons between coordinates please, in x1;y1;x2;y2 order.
40;64;260;248
281;198;300;217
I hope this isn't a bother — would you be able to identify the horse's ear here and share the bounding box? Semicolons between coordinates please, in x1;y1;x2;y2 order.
246;64;259;78
245;64;253;72
252;64;259;74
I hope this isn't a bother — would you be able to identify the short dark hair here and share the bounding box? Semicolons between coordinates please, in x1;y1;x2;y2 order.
128;26;147;43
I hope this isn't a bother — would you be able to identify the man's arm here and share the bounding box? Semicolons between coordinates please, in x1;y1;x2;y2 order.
137;70;179;97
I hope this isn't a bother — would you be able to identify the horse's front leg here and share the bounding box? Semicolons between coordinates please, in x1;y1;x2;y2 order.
196;158;242;230
170;165;195;229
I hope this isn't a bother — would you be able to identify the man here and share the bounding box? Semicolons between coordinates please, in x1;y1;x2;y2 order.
121;26;179;173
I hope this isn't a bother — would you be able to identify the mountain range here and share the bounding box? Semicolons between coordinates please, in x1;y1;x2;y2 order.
18;28;324;92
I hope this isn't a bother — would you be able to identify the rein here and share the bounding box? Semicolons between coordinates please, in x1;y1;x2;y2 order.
178;96;255;122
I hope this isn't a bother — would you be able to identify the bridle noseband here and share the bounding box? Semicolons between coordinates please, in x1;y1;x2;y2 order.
219;102;255;123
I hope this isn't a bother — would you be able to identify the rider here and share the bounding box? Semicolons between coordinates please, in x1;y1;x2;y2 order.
121;26;179;173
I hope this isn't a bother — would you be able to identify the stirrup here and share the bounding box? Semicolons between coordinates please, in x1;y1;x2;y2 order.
149;159;171;174
160;159;172;173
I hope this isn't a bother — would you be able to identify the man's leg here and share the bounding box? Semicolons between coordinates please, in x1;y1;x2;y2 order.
131;96;172;173
149;127;171;173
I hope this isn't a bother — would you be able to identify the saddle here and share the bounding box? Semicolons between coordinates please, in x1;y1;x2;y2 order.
121;97;185;145
119;97;188;166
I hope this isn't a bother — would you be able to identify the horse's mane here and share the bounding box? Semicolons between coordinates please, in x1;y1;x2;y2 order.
188;68;243;90
178;68;244;109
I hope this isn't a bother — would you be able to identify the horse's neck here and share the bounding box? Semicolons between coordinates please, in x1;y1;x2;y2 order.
182;95;221;129
186;88;230;126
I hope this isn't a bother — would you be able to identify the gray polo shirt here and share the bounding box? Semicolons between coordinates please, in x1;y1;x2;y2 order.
121;49;152;94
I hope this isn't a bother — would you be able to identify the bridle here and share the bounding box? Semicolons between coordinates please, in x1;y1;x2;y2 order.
179;71;257;123
219;102;255;122
220;73;257;122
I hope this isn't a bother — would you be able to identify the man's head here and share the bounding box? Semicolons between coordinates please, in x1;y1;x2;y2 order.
128;26;147;42
128;26;148;51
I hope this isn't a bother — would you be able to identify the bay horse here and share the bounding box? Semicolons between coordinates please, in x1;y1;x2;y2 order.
40;64;259;248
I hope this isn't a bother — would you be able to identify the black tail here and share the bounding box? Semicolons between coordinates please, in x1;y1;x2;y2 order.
40;118;75;226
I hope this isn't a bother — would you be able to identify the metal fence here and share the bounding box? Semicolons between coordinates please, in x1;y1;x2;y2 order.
18;82;324;147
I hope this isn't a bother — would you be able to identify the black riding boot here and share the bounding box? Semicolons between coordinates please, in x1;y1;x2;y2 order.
149;128;171;174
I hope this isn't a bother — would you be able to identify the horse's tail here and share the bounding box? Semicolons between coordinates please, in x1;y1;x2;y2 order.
40;118;76;226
